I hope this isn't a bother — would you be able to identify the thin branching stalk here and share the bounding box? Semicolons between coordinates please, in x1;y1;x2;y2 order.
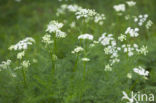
21;67;27;87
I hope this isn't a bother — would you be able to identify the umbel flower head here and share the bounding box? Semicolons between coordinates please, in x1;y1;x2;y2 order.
22;60;30;68
113;4;126;12
75;8;96;19
46;20;67;38
126;1;136;7
98;33;115;46
42;34;54;45
125;27;139;37
133;66;149;76
0;60;11;71
17;51;25;60
78;33;94;40
46;20;63;33
72;46;84;54
9;37;35;51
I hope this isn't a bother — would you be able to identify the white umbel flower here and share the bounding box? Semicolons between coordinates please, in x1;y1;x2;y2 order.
0;60;11;71
46;21;63;33
55;30;67;38
22;60;30;68
76;8;96;19
105;64;112;71
82;58;90;62
146;20;153;29
42;34;53;44
17;51;25;60
138;45;148;55
118;34;126;42
113;4;126;12
72;46;84;54
126;1;136;7
78;34;94;40
127;73;132;79
9;37;35;51
133;66;149;77
125;27;139;37
98;33;114;46
134;14;148;26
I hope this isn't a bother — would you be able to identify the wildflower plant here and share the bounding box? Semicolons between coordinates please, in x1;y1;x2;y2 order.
7;37;35;87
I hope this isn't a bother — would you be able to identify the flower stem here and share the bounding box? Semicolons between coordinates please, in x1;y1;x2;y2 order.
21;67;27;87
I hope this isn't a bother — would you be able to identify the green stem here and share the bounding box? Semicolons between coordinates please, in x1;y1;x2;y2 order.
73;54;79;73
22;67;27;87
83;62;86;80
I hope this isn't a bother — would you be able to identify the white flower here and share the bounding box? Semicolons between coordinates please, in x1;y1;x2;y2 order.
22;60;30;68
118;34;126;42
9;37;35;51
126;1;136;7
0;60;11;70
76;8;96;19
137;45;148;55
42;34;54;44
46;21;63;33
122;44;139;57
146;20;153;29
70;22;76;28
105;64;112;71
78;34;94;40
125;27;139;37
72;46;84;54
134;14;149;26
110;58;120;65
127;73;132;79
133;66;149;77
113;4;126;12
55;30;67;38
17;51;25;60
98;33;114;46
82;58;90;62
57;4;105;24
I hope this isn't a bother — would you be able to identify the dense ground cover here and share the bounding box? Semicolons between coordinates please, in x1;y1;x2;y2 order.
0;0;156;103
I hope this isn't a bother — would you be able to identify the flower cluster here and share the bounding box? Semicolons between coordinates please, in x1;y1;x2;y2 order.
118;34;126;42
78;33;94;40
46;21;66;38
134;14;148;26
72;46;84;54
98;33;121;70
57;4;106;25
146;20;153;29
0;60;11;71
22;60;30;68
133;66;149;78
126;1;136;7
75;8;106;24
17;51;25;60
42;34;54;45
113;4;126;12
9;37;35;51
56;4;82;16
122;44;138;56
125;27;139;37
